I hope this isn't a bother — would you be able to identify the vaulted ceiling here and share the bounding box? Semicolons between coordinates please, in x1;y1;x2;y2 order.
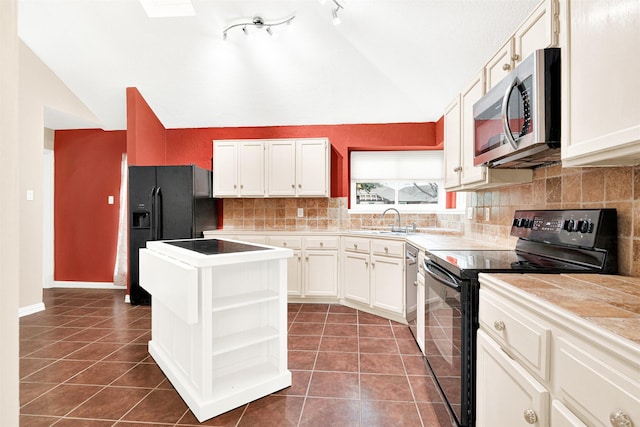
18;0;539;130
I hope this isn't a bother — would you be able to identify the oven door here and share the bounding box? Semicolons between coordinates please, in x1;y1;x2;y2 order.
423;257;472;427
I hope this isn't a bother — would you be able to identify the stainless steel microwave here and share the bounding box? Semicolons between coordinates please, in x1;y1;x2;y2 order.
473;48;561;168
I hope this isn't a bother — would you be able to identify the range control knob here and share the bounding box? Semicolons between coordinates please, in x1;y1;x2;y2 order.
563;219;576;232
578;220;593;233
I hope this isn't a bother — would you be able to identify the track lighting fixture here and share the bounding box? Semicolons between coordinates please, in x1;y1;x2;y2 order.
222;14;295;40
319;0;344;25
331;0;344;25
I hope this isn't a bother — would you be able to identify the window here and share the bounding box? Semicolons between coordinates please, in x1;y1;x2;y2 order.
350;150;451;213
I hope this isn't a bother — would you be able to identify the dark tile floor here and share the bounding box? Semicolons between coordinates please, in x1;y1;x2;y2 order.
19;288;452;426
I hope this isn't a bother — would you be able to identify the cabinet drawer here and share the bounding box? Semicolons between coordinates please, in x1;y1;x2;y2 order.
342;236;370;253
555;337;640;427
304;235;339;250
371;239;404;258
267;236;302;249
479;289;551;382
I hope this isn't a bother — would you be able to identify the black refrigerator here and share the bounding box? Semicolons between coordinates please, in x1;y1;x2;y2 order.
128;165;218;305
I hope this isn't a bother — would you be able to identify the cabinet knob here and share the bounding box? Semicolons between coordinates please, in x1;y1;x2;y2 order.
240;184;244;189
610;411;633;427
291;184;295;188
523;409;537;424
384;247;388;252
493;320;505;331
354;244;358;250
234;184;237;189
502;63;511;71
298;184;302;188
283;242;287;246
511;53;521;62
320;242;324;247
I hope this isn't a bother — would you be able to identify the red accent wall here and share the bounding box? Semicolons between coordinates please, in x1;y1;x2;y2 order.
166;122;440;197
54;129;126;281
126;87;166;165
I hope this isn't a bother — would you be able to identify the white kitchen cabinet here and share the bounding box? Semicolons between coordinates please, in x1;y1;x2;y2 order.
265;140;296;197
476;329;550;427
416;268;425;355
478;274;640;427
213;140;264;197
559;0;640;167
341;236;405;320
443;72;532;191
268;235;339;300
551;400;587;427
443;96;462;190
342;236;371;304
265;138;330;198
486;0;559;91
267;236;303;296
296;139;330;197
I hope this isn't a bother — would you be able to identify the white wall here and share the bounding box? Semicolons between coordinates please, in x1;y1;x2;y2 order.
18;42;100;310
0;0;21;423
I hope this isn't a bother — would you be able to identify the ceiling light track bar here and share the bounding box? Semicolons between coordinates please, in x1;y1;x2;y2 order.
222;14;296;40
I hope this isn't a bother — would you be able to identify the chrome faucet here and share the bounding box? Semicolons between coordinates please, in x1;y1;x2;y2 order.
382;207;402;232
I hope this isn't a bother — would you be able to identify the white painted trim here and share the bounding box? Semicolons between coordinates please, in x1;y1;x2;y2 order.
52;281;126;290
19;302;45;318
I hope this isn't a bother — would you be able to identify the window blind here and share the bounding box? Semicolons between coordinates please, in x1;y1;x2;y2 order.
350;150;444;181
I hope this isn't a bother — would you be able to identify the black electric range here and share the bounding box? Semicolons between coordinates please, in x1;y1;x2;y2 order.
420;209;618;427
166;238;272;255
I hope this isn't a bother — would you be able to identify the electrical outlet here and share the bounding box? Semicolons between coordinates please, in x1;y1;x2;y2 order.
485;207;490;221
467;207;473;220
297;208;304;218
108;195;114;205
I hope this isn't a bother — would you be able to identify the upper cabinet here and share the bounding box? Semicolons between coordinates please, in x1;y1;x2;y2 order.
486;0;559;90
266;139;330;197
213;138;330;198
559;0;640;167
213;140;264;197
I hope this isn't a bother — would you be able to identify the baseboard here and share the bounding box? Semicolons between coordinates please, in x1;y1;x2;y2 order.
52;281;127;290
19;302;45;318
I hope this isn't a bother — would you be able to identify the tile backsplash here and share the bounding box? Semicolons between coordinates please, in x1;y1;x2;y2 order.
221;164;640;277
457;164;639;277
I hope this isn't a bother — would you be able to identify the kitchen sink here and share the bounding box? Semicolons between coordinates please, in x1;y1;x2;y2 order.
351;229;413;236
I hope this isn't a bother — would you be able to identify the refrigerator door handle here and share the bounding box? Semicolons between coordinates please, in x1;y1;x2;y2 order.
155;187;163;240
149;187;156;240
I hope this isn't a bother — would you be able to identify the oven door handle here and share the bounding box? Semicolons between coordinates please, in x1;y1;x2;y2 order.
423;259;462;292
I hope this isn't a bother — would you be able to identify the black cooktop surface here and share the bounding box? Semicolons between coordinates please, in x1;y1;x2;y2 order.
427;249;595;279
166;239;271;255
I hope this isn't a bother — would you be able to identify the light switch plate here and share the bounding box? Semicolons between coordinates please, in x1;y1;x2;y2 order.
467;207;473;220
485;207;490;221
108;195;115;205
26;190;34;201
297;208;304;218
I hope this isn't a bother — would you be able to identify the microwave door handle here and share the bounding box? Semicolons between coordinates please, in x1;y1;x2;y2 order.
501;76;520;150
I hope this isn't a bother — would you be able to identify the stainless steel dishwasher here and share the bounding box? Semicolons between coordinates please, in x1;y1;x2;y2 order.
405;243;418;339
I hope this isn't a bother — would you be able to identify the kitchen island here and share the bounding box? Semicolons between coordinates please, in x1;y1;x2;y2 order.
139;238;293;422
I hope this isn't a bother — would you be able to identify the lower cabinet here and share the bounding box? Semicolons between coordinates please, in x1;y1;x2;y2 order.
476;329;550;426
268;235;339;300
342;236;405;319
478;274;640;427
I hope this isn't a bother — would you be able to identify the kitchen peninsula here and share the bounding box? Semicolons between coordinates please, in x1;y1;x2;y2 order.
139;238;293;422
